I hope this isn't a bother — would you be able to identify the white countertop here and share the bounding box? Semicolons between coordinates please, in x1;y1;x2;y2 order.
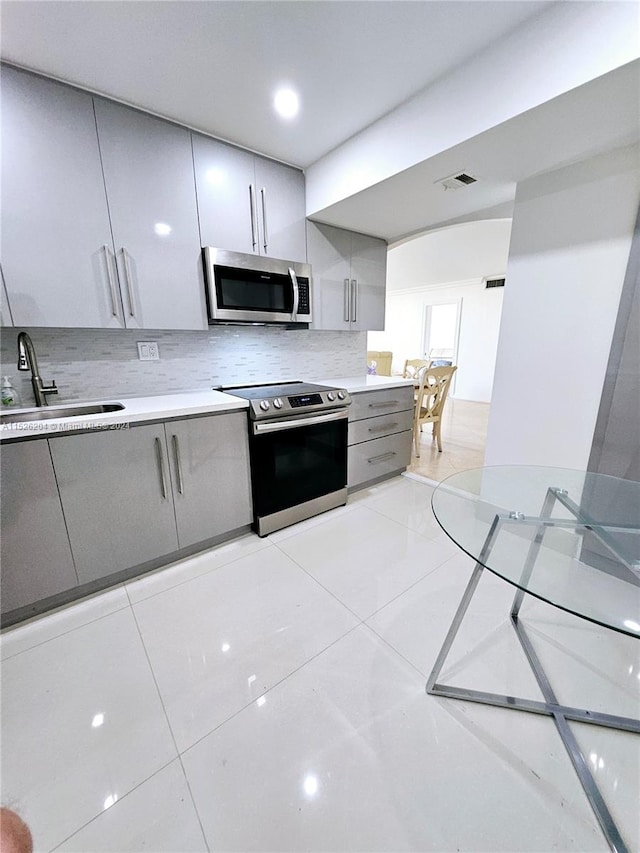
0;389;249;441
0;375;414;441
322;375;414;392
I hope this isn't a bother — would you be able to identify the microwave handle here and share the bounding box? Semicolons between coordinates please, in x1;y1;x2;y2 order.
289;267;299;323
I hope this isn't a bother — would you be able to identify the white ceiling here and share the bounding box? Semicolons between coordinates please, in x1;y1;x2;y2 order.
2;1;637;243
1;0;551;168
315;59;640;243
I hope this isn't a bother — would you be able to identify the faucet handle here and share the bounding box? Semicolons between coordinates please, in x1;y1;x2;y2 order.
43;380;58;396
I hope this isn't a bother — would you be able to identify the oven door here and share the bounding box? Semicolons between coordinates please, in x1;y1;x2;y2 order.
249;409;348;536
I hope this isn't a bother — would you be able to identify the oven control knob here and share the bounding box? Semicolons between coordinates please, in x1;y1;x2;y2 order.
337;390;346;400
259;400;270;411
327;392;336;402
273;398;283;409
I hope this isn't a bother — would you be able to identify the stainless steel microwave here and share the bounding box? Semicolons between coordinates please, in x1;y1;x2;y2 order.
203;248;313;326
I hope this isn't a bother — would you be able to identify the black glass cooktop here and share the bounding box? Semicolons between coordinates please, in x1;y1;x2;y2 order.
218;381;337;400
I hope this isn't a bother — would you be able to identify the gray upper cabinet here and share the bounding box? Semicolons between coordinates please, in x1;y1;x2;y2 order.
253;155;306;262
192;133;307;262
349;232;388;331
0;66;120;328
1;267;14;327
307;222;387;331
1;439;78;615
192;134;257;255
164;412;253;548
94;98;206;330
50;425;180;584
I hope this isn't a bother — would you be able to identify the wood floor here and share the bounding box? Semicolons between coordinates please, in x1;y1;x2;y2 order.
407;397;489;483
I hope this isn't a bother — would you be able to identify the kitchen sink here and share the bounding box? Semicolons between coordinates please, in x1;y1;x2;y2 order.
0;403;125;424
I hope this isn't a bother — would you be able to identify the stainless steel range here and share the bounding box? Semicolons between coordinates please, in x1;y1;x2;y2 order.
221;381;351;536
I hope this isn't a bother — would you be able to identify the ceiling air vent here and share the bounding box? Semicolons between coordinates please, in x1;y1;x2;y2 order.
484;277;505;289
436;171;478;190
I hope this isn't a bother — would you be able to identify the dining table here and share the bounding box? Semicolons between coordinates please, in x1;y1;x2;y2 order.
429;466;640;853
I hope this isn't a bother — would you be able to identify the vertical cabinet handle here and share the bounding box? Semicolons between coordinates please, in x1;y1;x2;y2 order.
120;248;136;317
102;245;119;317
260;187;268;254
249;184;258;250
343;278;351;323
155;437;168;499
351;279;358;323
172;433;184;495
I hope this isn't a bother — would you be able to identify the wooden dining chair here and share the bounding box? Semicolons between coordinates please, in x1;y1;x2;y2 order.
402;358;430;380
366;351;393;376
413;365;457;455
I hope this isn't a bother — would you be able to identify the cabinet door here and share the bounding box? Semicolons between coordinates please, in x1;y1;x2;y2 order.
94;98;206;330
1;66;121;328
350;232;387;332
1;440;77;614
307;222;352;330
50;425;179;584
1;267;14;327
254;156;306;262
165;412;252;548
192;134;257;255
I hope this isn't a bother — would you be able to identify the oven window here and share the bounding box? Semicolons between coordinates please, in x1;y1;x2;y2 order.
215;266;292;313
250;419;347;517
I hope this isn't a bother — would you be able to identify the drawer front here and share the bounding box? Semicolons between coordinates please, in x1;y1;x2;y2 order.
349;386;414;421
348;430;412;488
348;408;414;446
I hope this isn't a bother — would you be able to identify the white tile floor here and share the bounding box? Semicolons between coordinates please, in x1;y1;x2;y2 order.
2;475;639;852
408;398;489;483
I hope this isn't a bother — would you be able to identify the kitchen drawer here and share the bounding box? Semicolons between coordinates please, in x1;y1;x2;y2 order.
348;430;412;489
349;386;414;421
348;408;413;446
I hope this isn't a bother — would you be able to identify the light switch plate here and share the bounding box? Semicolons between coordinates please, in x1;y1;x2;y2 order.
137;341;160;361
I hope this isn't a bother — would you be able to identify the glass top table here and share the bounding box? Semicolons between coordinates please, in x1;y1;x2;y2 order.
431;466;640;638
428;466;640;853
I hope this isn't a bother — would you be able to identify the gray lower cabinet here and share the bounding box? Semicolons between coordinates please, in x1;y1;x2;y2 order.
0;440;77;614
50;424;180;584
164;412;253;548
192;133;307;262
0;411;254;621
48;412;252;585
347;386;414;488
307;222;387;331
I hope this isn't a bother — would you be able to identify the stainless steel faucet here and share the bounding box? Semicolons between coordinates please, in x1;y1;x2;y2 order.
17;331;58;406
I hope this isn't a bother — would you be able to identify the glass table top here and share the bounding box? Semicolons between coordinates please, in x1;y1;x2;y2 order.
431;466;640;638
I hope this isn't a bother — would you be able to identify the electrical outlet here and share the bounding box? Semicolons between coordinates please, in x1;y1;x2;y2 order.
137;341;160;361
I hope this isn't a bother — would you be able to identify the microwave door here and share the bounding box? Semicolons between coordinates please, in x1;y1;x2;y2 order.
289;267;299;323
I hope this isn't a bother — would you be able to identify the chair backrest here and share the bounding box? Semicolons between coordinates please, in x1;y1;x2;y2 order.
402;358;430;379
415;365;457;422
366;351;393;376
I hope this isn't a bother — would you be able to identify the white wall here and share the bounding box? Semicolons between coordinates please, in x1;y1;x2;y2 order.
369;219;510;401
369;282;504;402
306;2;640;214
485;144;640;469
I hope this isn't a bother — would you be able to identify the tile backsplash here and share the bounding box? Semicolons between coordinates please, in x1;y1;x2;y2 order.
0;327;368;406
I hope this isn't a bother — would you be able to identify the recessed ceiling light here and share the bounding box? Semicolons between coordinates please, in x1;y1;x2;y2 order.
274;88;299;119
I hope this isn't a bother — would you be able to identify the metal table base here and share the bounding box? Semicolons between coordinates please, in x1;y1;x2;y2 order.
427;492;640;853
